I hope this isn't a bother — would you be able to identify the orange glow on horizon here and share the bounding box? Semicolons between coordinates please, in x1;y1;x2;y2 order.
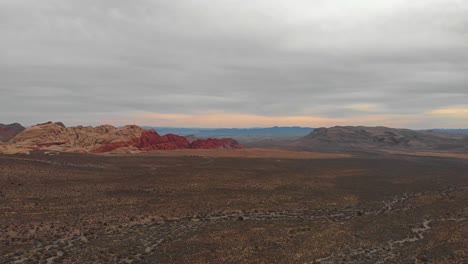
94;112;426;128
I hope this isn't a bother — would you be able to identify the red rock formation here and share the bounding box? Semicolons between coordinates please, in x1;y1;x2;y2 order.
152;134;191;150
134;130;161;149
93;130;241;152
134;130;190;151
133;131;241;151
93;130;192;152
2;123;242;154
191;138;242;149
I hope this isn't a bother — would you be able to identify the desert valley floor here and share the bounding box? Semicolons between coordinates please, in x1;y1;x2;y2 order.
0;149;467;263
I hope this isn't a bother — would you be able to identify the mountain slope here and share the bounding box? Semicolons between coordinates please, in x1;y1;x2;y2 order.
294;126;467;151
0;123;25;142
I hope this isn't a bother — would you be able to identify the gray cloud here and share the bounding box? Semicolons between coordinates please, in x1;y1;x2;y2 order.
1;0;468;128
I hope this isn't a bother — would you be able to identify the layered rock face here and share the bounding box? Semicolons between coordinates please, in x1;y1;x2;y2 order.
8;122;146;153
191;138;242;149
134;131;191;150
1;122;241;154
92;130;192;153
0;123;25;142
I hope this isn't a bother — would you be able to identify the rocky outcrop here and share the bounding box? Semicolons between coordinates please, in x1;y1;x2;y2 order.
93;130;191;153
191;138;241;149
0;123;25;142
8;122;146;153
135;130;191;150
1;122;241;154
94;131;239;152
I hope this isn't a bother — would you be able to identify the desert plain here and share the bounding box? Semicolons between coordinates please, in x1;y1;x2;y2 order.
0;149;467;263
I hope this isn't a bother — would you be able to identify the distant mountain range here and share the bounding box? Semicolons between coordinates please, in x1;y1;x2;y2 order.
248;126;468;152
2;122;468;154
143;126;314;142
144;126;468;143
300;126;468;151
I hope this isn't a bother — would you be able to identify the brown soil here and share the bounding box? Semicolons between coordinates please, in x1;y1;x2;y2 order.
118;148;352;159
0;151;466;263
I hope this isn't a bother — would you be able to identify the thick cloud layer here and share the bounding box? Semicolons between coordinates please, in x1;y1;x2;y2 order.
1;0;468;128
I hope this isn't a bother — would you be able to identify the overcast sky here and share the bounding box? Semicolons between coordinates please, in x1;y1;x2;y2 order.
1;0;468;128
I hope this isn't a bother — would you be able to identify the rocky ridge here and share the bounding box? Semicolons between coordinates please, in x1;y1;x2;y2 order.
0;122;241;154
295;126;468;152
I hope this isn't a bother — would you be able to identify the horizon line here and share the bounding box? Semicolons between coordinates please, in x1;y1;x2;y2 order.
4;121;468;131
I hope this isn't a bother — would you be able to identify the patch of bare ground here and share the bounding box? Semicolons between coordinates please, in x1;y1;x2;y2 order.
0;152;466;263
112;148;352;159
